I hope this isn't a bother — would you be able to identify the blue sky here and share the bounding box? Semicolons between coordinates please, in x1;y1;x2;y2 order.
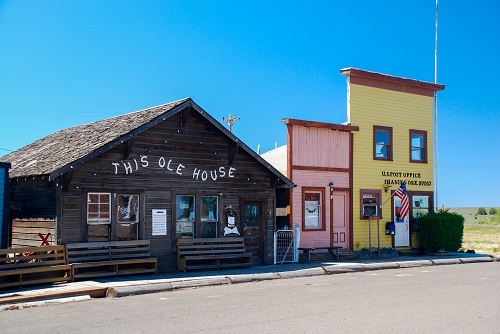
0;0;498;208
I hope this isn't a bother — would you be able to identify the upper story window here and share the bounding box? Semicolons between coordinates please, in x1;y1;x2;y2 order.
410;130;428;163
373;126;393;161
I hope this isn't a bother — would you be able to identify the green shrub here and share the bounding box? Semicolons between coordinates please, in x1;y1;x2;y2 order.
418;211;464;253
477;207;487;215
489;208;497;215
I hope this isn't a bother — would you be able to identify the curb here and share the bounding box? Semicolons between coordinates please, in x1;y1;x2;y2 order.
2;256;497;306
277;267;327;279
459;257;493;264
227;273;281;284
430;258;462;265
362;262;400;271
398;260;433;268
322;264;365;274
107;283;174;298
106;257;499;298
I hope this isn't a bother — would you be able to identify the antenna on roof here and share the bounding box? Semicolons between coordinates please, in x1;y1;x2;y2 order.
434;0;440;209
222;114;240;133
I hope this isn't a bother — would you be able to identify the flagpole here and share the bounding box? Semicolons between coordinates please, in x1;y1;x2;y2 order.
434;0;439;210
380;181;408;209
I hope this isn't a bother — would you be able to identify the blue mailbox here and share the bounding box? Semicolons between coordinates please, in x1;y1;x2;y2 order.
385;222;395;235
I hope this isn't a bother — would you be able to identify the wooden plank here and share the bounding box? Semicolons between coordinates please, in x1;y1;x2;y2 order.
66;240;157;280
0;245;72;289
177;237;252;272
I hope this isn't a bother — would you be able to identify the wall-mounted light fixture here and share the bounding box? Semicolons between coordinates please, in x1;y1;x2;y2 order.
383;185;392;193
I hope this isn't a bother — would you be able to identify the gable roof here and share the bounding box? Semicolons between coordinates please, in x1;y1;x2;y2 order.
1;98;294;188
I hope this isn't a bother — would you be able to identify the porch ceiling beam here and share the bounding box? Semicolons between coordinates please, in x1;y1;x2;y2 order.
61;169;74;192
228;143;239;166
180;106;192;128
123;138;135;159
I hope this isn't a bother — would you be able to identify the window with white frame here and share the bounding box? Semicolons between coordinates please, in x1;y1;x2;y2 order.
374;125;393;160
410;129;428;163
87;193;111;241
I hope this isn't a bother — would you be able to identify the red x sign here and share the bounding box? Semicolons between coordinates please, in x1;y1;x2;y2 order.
38;233;51;246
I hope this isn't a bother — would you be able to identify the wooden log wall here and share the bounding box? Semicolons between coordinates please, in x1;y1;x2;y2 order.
57;110;279;272
11;218;55;247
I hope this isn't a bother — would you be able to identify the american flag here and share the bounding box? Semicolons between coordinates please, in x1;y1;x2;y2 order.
395;181;410;221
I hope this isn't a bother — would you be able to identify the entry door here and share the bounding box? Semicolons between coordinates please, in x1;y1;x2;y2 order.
331;191;349;249
242;201;265;263
393;197;410;247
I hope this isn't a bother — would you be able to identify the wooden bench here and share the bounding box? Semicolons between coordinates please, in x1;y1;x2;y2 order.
0;245;72;290
298;246;343;263
177;237;252;272
66;240;157;281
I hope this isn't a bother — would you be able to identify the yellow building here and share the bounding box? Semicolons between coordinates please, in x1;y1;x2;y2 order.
341;68;445;252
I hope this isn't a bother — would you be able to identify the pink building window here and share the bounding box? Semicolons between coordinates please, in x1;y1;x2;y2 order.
302;187;325;231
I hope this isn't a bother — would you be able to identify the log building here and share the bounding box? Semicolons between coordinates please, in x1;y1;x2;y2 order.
1;98;293;272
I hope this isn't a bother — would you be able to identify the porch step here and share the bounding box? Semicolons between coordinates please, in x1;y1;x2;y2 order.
338;251;359;260
398;248;420;256
306;249;358;261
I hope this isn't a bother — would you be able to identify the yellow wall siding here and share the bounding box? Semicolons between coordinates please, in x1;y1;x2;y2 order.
350;83;434;250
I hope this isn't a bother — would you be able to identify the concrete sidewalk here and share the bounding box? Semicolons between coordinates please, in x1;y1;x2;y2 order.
1;252;498;310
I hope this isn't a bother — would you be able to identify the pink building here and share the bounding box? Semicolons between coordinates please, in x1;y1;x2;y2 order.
262;119;358;251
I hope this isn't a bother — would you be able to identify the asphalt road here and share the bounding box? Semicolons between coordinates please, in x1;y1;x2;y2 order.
1;262;498;334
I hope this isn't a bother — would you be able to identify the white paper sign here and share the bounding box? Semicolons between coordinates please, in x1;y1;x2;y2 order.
152;209;167;236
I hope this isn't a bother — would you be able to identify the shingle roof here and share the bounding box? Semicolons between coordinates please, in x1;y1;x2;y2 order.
1;98;294;188
1;98;188;179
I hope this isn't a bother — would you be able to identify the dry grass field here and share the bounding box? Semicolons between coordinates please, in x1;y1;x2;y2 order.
448;207;500;256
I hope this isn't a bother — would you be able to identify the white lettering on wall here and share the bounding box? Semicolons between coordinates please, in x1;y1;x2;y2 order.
141;156;149;167
112;162;120;174
158;157;166;168
112;155;238;182
192;168;200;179
166;159;174;171
123;161;133;174
176;164;185;175
219;167;226;177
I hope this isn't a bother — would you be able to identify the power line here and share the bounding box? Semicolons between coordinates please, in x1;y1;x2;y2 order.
0;147;14;152
440;165;500;169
